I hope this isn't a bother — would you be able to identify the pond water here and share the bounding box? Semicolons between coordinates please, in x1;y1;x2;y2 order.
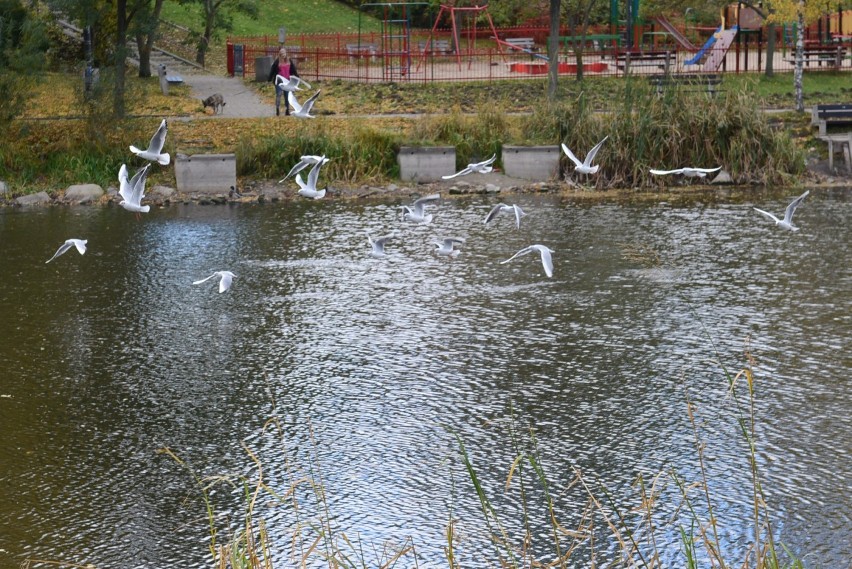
0;189;849;568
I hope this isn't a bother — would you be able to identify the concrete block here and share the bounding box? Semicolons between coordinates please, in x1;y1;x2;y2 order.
175;154;237;194
398;146;455;183
255;56;274;81
502;145;561;181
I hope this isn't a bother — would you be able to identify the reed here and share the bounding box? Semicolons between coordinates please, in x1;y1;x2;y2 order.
410;106;511;171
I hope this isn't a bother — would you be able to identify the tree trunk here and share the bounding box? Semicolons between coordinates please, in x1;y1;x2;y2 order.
794;7;804;113
137;0;164;78
115;0;127;118
765;22;775;77
196;0;216;66
547;0;561;99
136;33;151;77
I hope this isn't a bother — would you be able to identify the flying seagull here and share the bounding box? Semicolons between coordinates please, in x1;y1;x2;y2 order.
442;154;497;180
434;237;465;258
484;203;526;230
279;155;330;183
401;193;440;224
562;136;608;179
46;239;87;263
366;231;393;258
501;244;555;278
753;190;810;232
193;271;236;293
274;74;312;93
294;156;327;199
118;163;152;215
130;119;170;165
288;90;321;118
649;166;721;179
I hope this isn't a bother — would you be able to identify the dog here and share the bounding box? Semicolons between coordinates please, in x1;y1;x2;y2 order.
201;93;226;114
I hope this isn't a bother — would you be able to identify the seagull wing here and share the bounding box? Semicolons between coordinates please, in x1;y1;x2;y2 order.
218;272;234;293
561;143;583;168
753;207;780;224
281;158;310;182
46;241;74;263
583;136;609;167
442;166;472;179
484;203;507;224
649;168;683;176
129;164;151;204
513;204;525;229
693;166;722;173
148;119;168;154
294;76;312;90
500;245;535;265
287;91;303;113
413;193;440;208
306;155;325;190
118;164;133;202
783;190;810;224
301;90;321;114
193;273;218;285
294;173;308;190
72;239;87;255
535;246;554;278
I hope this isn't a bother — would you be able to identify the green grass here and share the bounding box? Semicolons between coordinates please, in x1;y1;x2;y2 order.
159;0;381;38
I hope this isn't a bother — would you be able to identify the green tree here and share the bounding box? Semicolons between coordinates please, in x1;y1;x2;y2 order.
0;0;48;129
177;0;258;66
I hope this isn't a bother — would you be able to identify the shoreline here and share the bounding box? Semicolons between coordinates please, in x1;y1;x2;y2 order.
2;168;849;209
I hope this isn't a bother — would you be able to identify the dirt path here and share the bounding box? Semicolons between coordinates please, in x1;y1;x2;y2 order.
182;70;275;118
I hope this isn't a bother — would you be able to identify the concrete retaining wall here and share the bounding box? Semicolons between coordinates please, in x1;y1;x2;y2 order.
502;146;562;181
175;154;237;194
398;146;455;183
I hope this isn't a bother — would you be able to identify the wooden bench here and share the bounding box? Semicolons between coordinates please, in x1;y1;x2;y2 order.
346;43;377;63
505;37;538;53
784;46;847;68
418;39;451;55
813;103;852;136
613;50;674;73
560;34;622;51
648;73;722;96
819;132;852;173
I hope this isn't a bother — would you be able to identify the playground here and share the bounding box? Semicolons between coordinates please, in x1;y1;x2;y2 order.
227;2;852;83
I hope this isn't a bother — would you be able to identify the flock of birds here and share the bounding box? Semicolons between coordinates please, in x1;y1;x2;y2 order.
44;120;813;290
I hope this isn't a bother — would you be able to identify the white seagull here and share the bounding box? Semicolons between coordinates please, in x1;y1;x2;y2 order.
118;163;151;214
442;154;497;179
288;90;321;118
434;237;465;258
274;74;311;92
366;231;393;258
753;190;810;232
484;203;526;230
562;136;608;178
193;271;236;293
401;194;440;224
649;166;721;179
279;155;330;183
129;119;170;165
501;244;555;278
294;156;327;199
46;239;87;263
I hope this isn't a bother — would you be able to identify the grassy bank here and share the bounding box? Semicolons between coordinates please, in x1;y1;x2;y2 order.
1;71;809;194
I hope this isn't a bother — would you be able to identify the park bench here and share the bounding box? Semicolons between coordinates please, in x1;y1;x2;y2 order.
647;73;722;96
784;46;847;69
560;34;622;51
613;50;674;73
812;103;852;136
346;43;378;63
418;39;451;55
505;37;538;54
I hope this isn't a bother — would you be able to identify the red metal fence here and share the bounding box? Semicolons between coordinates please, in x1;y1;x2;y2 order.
228;28;852;83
